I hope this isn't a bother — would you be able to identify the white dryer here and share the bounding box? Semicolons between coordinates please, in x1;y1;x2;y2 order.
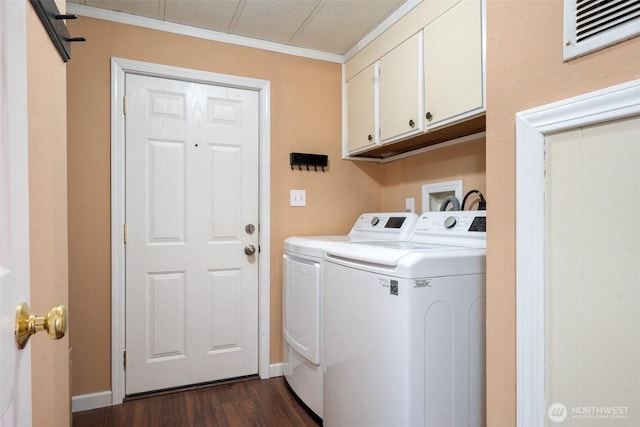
282;212;418;419
323;211;486;427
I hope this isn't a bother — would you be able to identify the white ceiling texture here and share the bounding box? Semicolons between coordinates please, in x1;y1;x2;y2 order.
66;0;415;57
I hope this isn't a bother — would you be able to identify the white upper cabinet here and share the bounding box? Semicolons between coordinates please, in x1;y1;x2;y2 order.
424;0;484;129
379;32;424;144
343;0;485;159
346;62;378;154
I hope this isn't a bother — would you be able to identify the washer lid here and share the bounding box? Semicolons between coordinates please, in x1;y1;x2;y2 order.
324;241;486;278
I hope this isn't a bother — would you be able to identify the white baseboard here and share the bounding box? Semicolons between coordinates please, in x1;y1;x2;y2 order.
270;362;285;377
72;366;285;412
71;390;113;413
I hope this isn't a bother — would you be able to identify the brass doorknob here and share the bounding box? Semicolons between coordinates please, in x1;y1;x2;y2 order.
15;303;67;350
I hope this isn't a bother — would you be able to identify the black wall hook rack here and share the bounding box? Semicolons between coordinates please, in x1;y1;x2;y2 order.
290;152;328;172
30;0;86;63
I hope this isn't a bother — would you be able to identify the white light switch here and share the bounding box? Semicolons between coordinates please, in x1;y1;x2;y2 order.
290;189;306;207
405;197;415;213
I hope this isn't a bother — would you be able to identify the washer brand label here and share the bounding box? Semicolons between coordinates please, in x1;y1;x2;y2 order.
414;279;431;288
390;280;399;296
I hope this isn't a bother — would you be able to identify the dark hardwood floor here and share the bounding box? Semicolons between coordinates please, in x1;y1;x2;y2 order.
73;377;321;427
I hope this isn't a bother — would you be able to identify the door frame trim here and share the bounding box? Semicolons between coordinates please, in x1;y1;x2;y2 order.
110;57;271;404
515;78;640;426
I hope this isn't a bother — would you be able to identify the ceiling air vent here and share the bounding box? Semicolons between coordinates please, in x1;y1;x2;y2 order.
563;0;640;61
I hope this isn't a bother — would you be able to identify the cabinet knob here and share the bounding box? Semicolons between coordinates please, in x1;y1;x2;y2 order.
426;112;433;121
367;134;373;142
409;119;415;128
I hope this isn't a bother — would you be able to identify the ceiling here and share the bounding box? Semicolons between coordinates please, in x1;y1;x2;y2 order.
66;0;411;55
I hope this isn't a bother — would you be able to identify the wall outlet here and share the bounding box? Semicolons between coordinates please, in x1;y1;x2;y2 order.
405;197;415;213
290;189;306;207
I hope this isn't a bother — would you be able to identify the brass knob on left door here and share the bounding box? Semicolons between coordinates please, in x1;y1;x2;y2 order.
15;303;67;350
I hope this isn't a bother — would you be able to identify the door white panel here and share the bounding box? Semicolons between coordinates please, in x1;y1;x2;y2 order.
148;272;185;359
149;90;186;120
207;96;242;124
148;140;186;242
125;73;259;395
209;144;242;239
207;269;242;353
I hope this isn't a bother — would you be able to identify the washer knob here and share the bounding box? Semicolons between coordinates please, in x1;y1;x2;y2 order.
371;216;380;226
444;216;457;229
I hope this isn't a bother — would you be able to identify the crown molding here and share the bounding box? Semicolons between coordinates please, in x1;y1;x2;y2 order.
67;3;344;63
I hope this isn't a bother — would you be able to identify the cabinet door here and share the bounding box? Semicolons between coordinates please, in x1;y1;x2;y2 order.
379;32;424;144
424;0;483;129
346;63;378;154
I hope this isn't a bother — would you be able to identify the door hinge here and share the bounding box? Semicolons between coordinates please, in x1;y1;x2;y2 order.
123;95;127;115
123;223;127;244
123;350;127;370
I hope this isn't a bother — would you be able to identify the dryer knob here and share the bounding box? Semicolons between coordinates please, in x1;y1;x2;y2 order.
371;216;380;226
444;216;457;229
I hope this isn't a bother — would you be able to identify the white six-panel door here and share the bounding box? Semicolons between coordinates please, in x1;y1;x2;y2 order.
124;73;259;394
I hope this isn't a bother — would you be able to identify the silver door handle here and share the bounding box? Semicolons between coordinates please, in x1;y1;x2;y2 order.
244;244;256;256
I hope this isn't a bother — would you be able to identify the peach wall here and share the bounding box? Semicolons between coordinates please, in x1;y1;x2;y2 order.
66;17;383;395
485;0;640;424
27;1;70;425
381;138;486;212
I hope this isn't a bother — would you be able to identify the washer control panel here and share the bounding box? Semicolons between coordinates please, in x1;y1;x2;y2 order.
349;212;418;240
414;211;487;235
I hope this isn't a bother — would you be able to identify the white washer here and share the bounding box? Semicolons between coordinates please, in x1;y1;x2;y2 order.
323;211;486;427
282;212;418;419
